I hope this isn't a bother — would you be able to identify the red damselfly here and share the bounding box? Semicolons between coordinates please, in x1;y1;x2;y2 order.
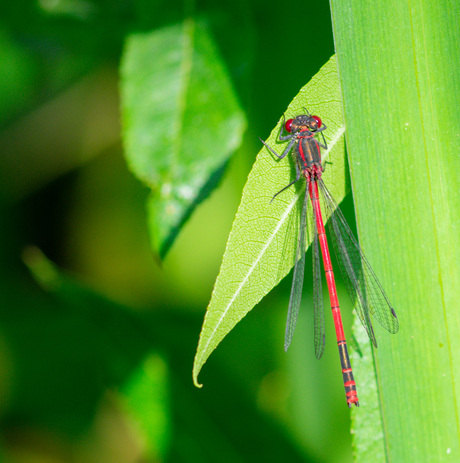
261;111;399;407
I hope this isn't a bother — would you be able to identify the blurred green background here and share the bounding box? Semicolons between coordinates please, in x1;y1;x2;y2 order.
0;1;361;461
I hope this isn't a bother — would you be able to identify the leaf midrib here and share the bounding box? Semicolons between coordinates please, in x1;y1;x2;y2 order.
193;123;346;374
170;19;195;183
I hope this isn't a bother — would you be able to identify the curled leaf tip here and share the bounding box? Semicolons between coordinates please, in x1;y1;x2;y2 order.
192;373;203;388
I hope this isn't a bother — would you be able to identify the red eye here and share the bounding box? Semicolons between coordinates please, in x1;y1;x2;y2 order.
312;115;322;127
285;118;294;132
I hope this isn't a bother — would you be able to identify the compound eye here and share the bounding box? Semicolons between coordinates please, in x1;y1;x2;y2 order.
312;115;322;128
285;118;294;133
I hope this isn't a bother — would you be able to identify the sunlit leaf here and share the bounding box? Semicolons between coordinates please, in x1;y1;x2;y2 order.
121;354;171;460
193;56;347;386
330;0;460;459
120;20;246;258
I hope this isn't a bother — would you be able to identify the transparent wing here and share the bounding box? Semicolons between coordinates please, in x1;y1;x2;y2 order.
284;188;309;351
318;179;399;346
312;193;325;359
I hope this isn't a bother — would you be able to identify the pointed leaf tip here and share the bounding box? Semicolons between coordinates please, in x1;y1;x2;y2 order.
193;55;347;385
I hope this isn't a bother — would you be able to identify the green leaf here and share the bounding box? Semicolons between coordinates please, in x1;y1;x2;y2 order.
121;354;171;460
120;20;246;258
330;0;460;460
22;247;172;451
193;55;346;386
0;30;36;127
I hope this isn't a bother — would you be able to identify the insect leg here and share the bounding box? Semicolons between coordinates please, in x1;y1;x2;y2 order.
260;136;296;160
